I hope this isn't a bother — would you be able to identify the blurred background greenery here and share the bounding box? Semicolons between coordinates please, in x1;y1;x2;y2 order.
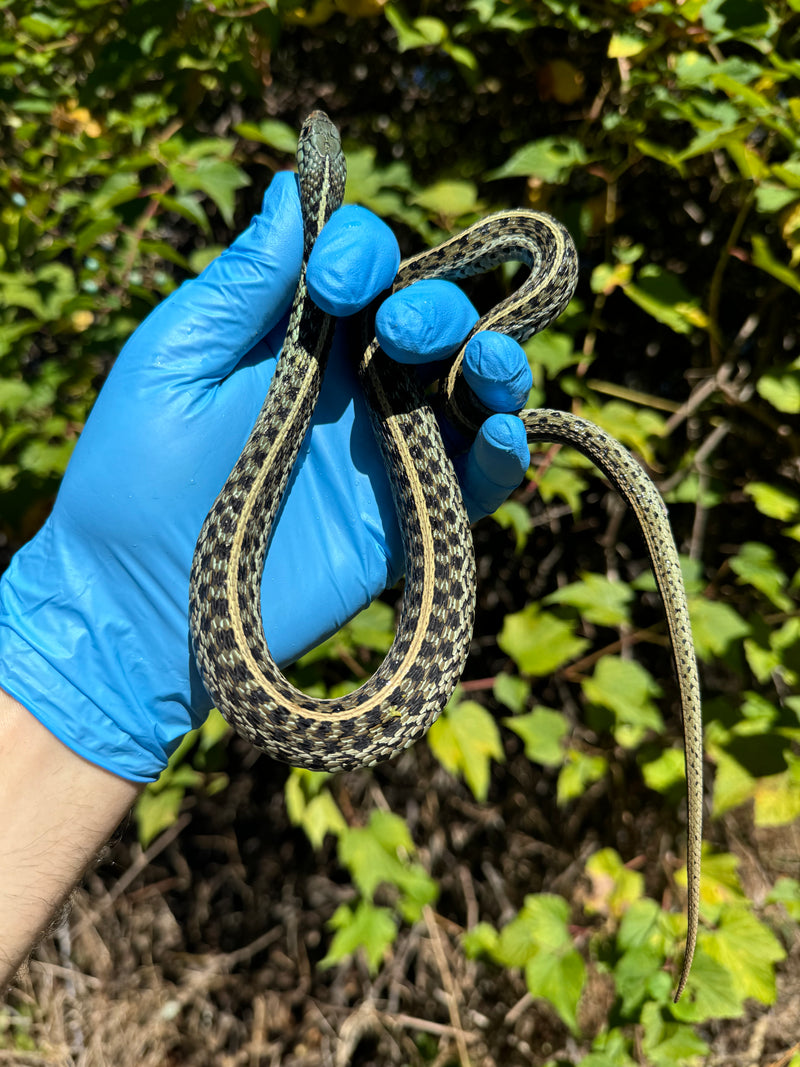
2;1;800;1064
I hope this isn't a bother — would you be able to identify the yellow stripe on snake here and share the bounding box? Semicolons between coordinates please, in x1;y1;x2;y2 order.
189;111;702;1000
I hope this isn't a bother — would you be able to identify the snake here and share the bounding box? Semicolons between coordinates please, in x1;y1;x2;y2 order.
188;110;702;999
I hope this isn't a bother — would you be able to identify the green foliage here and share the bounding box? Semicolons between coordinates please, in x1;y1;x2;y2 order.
428;690;505;800
464;894;586;1033
134;708;230;848
285;765;439;970
5;0;800;1059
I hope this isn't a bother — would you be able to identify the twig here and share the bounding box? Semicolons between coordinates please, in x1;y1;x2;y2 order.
393;1012;480;1042
661;362;733;439
504;991;533;1025
708;190;755;368
766;1042;800;1067
73;813;192;936
423;906;472;1067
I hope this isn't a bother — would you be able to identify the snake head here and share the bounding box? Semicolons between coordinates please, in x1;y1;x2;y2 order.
297;110;347;256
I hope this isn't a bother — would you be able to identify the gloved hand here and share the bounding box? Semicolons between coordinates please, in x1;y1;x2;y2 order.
0;171;532;782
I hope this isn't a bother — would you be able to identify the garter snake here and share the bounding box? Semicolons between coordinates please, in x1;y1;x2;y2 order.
189;111;702;999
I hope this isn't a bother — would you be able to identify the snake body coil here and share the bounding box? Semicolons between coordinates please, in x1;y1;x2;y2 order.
189;111;701;998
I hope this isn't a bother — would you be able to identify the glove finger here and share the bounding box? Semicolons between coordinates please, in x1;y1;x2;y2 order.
375;279;479;364
307;205;400;316
462;330;532;413
454;412;530;523
123;171;304;383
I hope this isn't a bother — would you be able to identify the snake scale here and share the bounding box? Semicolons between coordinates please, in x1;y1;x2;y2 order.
189;111;702;999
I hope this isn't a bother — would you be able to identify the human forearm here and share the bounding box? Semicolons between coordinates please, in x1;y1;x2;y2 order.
0;689;140;992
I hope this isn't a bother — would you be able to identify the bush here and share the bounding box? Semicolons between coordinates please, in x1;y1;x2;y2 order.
3;1;800;1064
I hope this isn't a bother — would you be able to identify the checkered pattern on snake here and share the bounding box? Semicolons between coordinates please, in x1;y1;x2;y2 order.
189;111;701;998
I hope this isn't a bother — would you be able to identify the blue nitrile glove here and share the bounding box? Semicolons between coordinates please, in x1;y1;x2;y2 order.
0;171;532;782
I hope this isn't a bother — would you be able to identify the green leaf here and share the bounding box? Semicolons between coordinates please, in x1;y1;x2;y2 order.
189;246;225;275
492;499;533;553
18;13;70;39
753;754;800;827
582;1028;638;1067
751;235;800;295
0;379;33;418
766;876;800;920
496;894;571;966
135;785;185;848
615;945;669;1016
233;118;297;153
669;942;743;1022
757;369;800;413
744;481;800;521
170;157;250;228
688;597;751;660
678;847;746;920
730;540;792;610
608;33;649;58
338;821;409;900
385;7;448;50
285;770;347;849
525;947;586;1034
321;901;397;973
640;1001;709;1065
641;747;686;794
498;604;590;677
622;265;708;335
346;599;396;653
504;706;569;766
412;180;482;220
617;897;663;951
701;0;770;37
367;809;414;855
710;749;756;817
712;751;759;815
755;183;800;213
462;921;499;959
493;672;530;713
535;459;589;515
582;400;665;465
336;811;437;922
525;329;580;378
154;192;210;234
582;656;663;746
544;572;633;628
557;749;608;803
584;848;644;919
700;906;786;1005
487;136;588;184
427;697;504;801
486;894;586;1033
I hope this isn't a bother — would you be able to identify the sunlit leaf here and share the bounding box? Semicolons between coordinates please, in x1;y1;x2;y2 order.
544;572;633;628
582;656;663;744
710;749;756;817
498;604;590;676
525;946;586;1034
744;481;800;521
504;706;569;766
427;697;504;801
321;901;397;973
584;847;644;919
700;906;786;1005
688;596;751;660
730;541;792;610
641;747;686;794
557;748;607;803
640;1001;709;1065
487;136;588;184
